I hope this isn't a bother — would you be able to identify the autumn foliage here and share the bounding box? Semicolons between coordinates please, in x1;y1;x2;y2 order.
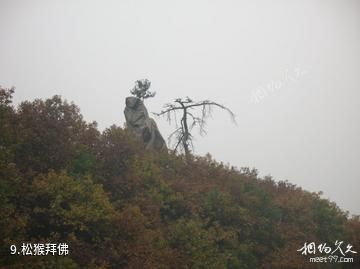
0;87;359;268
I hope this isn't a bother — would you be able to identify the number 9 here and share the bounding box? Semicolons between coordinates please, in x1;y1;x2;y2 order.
10;245;16;255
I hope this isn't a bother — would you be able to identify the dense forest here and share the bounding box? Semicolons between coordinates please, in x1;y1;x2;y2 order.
0;87;359;269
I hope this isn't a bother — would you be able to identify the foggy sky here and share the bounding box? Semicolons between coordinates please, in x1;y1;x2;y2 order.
1;0;359;215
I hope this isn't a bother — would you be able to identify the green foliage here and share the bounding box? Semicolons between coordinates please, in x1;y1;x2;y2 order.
14;95;99;174
204;190;244;226
161;192;191;221
1;90;359;269
30;171;114;239
169;219;227;269
130;79;155;100
70;146;97;176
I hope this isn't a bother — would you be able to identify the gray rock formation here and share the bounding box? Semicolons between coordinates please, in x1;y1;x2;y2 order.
124;96;167;152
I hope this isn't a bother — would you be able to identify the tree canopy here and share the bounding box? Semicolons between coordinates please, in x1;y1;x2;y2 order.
130;79;155;100
0;88;359;269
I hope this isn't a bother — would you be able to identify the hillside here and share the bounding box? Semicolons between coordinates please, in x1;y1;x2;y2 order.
0;88;359;269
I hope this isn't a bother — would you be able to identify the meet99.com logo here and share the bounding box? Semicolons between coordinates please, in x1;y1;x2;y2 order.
297;240;357;263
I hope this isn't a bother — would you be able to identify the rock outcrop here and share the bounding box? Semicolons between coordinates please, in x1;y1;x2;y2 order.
124;96;167;152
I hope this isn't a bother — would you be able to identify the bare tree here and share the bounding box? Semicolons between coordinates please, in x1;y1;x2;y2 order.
155;97;236;156
130;79;156;100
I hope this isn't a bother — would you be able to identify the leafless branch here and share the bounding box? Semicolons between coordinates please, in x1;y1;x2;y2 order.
154;97;236;156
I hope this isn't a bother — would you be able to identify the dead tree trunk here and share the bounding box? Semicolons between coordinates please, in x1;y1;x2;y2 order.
155;97;236;158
